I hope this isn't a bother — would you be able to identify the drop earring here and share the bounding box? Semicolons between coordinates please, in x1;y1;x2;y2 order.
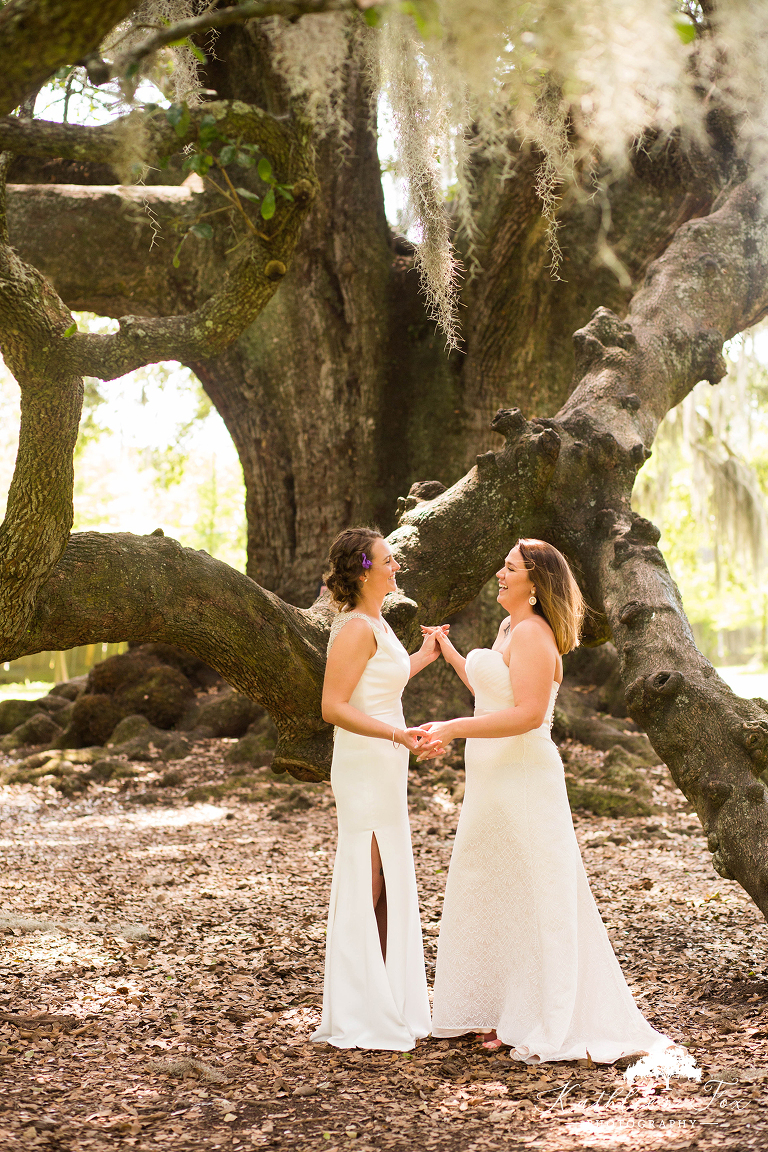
529;589;537;606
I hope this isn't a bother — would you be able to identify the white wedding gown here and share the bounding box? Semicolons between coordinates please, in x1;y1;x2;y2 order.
311;612;431;1050
431;648;670;1064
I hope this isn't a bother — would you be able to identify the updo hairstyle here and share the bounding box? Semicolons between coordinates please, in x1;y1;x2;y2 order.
325;526;383;610
516;538;585;654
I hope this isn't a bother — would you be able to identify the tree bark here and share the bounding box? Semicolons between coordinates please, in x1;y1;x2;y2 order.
6;105;732;603
0;0;140;117
8;179;768;920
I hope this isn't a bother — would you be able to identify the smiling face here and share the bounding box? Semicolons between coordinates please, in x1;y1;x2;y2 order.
360;536;400;601
496;544;535;613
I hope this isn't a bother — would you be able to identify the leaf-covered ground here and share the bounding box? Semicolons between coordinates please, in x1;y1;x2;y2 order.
1;738;767;1151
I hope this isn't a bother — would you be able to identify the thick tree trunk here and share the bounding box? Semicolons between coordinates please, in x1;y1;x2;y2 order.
7;131;730;603
0;0;140;116
9;178;768;921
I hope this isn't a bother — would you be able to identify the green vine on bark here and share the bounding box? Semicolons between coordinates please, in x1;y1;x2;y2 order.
159;104;298;267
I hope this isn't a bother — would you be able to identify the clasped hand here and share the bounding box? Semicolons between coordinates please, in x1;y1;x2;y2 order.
414;624;458;761
398;727;443;756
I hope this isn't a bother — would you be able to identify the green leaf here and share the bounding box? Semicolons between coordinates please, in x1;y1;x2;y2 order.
190;223;214;240
363;7;382;26
236;150;254;168
62;323;77;338
219;144;237;165
172;239;185;269
188;42;207;64
673;13;697;44
186;152;213;176
398;0;441;38
235;187;261;204
257;157;273;183
165;102;190;138
277;185;294;201
261;186;276;220
198;113;219;149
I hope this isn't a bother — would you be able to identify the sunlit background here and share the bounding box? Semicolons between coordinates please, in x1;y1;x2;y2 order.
3;71;768;699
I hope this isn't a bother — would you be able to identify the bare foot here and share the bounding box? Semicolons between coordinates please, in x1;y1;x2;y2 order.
475;1029;501;1049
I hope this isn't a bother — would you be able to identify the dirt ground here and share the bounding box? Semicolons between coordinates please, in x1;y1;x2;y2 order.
1;738;767;1152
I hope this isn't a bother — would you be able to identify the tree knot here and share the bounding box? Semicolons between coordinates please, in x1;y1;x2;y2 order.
264;261;287;281
490;408;526;439
628;514;661;545
618;600;646;628
647;669;685;699
592;508;619;534
530;425;561;462
291;179;315;205
712;850;735;880
738;719;768;770
620;394;641;411
475;450;498;472
572;308;637;375
692;328;727;386
703;778;733;807
629;442;652;468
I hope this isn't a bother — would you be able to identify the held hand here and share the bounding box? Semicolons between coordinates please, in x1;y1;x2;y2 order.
396;726;443;755
421;626;451;663
418;624;450;663
416;720;455;761
433;627;459;660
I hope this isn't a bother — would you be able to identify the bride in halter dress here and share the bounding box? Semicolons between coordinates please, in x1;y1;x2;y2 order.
420;539;671;1064
312;528;442;1051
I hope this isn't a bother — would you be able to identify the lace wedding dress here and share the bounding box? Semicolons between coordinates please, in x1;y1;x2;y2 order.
311;612;431;1050
431;648;670;1064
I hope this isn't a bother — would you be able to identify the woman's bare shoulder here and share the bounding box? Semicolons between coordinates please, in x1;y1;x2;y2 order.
509;615;557;650
327;614;377;656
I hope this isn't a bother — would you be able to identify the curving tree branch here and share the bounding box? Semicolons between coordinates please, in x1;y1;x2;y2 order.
0;103;317;648
104;0;368;87
0;0;140;117
0;99;318;379
11;177;768;919
0;100;299;171
5;532;335;779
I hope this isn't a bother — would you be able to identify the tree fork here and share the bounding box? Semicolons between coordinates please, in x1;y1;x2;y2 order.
537;183;768;917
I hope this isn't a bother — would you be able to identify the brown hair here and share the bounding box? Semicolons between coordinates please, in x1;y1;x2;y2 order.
325;526;383;609
516;538;584;654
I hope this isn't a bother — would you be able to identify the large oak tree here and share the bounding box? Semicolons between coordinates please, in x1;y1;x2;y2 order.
3;0;768;920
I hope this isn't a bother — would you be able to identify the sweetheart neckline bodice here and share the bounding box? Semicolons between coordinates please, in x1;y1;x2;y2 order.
466;648;559;736
471;647;561;690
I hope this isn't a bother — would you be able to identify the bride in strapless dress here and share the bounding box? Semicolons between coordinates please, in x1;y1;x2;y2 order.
420;539;671;1064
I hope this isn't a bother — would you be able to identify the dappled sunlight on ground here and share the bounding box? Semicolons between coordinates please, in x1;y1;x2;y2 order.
0;738;767;1149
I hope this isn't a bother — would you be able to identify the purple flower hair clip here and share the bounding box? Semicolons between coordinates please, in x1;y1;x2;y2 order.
361;552;372;569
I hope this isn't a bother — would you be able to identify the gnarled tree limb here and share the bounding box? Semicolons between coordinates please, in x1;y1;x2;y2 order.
0;0;140;117
5;532;334;778
14;178;768;918
0;101;298;171
7;183;210;318
106;0;365;87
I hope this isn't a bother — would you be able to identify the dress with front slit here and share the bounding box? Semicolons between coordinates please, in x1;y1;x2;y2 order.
311;611;431;1051
431;647;670;1064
